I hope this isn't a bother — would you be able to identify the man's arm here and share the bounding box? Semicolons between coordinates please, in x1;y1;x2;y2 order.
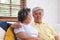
47;24;60;40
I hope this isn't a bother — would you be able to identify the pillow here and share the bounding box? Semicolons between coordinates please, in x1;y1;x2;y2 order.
4;26;16;40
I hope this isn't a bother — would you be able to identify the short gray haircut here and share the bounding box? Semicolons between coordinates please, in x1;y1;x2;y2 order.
32;7;44;14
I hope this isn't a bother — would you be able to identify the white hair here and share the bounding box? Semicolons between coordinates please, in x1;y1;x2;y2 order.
32;7;43;14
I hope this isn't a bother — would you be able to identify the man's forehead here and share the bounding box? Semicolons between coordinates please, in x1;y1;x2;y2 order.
35;9;43;12
32;7;43;13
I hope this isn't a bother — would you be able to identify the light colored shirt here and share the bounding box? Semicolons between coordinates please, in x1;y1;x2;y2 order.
32;22;57;40
14;24;38;40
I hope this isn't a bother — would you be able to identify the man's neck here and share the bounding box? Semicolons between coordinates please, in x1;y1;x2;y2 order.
34;21;42;24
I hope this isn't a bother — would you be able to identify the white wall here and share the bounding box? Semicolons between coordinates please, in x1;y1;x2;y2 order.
57;0;60;36
58;0;60;23
27;0;60;36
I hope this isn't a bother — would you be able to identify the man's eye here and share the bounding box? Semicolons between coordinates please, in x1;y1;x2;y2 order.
35;13;37;15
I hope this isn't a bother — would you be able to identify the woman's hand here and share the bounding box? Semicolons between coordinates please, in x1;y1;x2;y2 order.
11;21;21;29
36;35;43;40
36;37;42;40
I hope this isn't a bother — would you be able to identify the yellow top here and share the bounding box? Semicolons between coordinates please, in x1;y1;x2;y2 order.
32;22;57;40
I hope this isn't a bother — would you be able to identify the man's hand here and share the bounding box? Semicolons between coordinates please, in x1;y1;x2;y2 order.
55;36;60;40
11;22;21;29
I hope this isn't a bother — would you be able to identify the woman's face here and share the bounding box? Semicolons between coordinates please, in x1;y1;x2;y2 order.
23;13;32;24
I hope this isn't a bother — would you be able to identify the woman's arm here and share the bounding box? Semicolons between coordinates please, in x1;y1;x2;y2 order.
16;32;39;40
37;34;43;40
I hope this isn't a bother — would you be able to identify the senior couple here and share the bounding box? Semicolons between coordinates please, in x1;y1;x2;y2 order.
12;7;59;40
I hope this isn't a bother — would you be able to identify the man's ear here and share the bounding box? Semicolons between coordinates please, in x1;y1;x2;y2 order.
42;12;44;17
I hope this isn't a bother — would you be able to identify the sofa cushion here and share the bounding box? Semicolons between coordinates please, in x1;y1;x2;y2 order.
0;21;11;31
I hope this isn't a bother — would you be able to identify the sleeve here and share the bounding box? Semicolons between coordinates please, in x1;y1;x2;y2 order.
47;24;57;37
14;27;25;34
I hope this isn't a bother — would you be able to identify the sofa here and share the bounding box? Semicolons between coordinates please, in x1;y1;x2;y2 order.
0;21;13;40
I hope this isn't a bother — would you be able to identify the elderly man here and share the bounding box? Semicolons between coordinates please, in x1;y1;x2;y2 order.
31;7;59;40
12;7;59;40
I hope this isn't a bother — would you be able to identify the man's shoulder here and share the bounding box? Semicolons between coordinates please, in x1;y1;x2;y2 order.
30;22;50;26
42;22;53;29
42;22;49;25
30;21;51;25
30;21;48;24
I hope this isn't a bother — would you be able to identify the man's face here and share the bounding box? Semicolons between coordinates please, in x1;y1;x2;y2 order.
33;10;44;23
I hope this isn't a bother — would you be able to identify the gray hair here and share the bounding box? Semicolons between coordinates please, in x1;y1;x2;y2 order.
32;7;44;14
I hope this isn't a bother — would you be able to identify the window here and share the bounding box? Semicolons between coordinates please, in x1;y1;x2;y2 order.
0;0;26;22
0;0;20;17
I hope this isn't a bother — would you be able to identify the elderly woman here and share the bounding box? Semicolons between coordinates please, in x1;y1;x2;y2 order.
14;8;42;40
